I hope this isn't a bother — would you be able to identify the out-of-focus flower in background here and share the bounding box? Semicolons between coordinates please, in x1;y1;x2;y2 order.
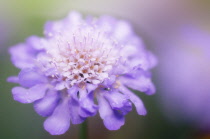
157;25;210;129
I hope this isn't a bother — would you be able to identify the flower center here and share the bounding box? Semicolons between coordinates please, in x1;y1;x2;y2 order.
44;27;120;87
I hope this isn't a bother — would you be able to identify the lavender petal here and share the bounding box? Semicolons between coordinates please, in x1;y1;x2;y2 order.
18;68;47;88
119;86;147;116
34;90;60;117
44;99;70;135
97;94;125;130
12;84;47;103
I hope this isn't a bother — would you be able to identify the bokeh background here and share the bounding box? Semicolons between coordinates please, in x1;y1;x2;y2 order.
1;0;210;139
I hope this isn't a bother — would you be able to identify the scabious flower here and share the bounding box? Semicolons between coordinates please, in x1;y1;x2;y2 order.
8;12;156;135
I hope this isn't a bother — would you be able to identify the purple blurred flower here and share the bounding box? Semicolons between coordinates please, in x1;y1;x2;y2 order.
8;12;156;135
157;26;210;129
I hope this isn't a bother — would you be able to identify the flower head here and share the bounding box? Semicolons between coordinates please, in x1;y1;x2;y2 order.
8;12;156;135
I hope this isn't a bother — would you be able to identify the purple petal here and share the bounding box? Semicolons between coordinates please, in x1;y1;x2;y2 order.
26;36;46;50
68;86;97;119
69;97;85;124
44;99;70;135
44;12;82;37
113;20;133;42
103;110;125;130
79;91;98;117
55;82;66;90
102;75;116;88
104;90;132;115
65;11;82;25
7;76;19;83
120;73;155;95
67;86;79;101
18;68;47;88
34;90;60;117
68;87;85;124
86;84;97;93
9;44;35;69
119;86;147;116
147;51;158;69
12;84;47;103
97;93;125;130
97;16;116;34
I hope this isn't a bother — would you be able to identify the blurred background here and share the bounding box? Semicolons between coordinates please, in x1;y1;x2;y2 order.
1;0;210;139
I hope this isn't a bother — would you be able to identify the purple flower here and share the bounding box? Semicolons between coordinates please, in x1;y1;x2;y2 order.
8;12;156;135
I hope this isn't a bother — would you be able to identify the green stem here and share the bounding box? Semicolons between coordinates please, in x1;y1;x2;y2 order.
80;120;88;139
